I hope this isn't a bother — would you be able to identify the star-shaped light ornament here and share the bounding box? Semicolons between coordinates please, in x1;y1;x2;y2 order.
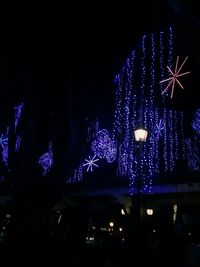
83;155;99;172
160;56;191;99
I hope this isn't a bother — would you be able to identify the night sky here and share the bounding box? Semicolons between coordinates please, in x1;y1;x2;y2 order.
0;2;200;180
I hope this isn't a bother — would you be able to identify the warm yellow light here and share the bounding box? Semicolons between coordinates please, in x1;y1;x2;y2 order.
173;204;177;223
121;208;125;215
109;221;114;227
146;209;153;216
134;128;148;142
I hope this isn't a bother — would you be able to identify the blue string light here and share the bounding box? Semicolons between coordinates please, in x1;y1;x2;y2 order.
67;27;198;189
112;27;191;194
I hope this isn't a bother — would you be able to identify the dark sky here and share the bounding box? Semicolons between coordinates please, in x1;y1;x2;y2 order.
0;3;199;111
0;2;200;176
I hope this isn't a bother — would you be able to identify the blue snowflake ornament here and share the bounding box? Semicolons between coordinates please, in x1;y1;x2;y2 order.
83;155;99;172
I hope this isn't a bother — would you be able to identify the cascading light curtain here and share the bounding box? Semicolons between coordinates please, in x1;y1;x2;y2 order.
112;27;190;194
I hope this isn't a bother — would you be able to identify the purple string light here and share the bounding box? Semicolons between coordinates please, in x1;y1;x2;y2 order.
14;102;24;132
38;142;53;176
15;135;21;153
91;129;117;163
192;109;200;135
112;27;192;194
1;127;9;166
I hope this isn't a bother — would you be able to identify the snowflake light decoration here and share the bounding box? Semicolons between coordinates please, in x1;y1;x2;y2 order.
154;119;164;140
0;134;8;150
83;155;99;172
160;56;190;98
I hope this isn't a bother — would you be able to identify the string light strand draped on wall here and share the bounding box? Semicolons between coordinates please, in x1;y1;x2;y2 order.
112;27;195;194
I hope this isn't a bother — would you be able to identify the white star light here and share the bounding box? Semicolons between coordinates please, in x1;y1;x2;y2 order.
83;155;99;172
160;56;191;99
0;134;8;149
154;119;164;140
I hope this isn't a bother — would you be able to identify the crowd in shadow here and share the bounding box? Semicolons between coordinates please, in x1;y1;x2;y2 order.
1;208;199;266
